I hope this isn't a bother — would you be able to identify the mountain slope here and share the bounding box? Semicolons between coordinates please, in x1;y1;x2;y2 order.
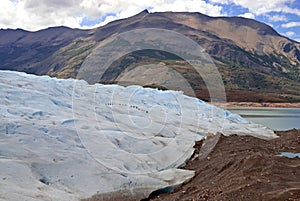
0;26;90;75
0;10;299;102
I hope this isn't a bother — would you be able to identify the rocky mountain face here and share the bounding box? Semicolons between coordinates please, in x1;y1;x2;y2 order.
0;10;299;102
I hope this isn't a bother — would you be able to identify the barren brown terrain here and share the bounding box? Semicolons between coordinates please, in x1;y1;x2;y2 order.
212;102;300;108
149;129;300;201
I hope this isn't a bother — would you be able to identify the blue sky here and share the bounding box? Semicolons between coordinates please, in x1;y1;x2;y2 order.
208;0;300;42
1;0;300;42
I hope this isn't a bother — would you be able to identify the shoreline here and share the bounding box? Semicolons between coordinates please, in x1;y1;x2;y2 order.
211;102;300;108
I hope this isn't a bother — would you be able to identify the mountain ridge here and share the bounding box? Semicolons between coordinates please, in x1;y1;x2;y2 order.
0;10;299;102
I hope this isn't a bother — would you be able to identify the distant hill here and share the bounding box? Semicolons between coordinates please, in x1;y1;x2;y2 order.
0;10;299;102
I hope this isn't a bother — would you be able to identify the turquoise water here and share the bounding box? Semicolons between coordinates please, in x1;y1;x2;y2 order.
227;107;300;131
278;152;300;158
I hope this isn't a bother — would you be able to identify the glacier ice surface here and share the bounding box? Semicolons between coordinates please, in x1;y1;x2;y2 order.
0;70;276;200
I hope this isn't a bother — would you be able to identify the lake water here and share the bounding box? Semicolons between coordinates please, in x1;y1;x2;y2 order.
278;152;300;158
226;107;300;131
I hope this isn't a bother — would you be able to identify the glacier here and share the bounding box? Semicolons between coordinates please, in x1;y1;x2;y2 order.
0;70;276;201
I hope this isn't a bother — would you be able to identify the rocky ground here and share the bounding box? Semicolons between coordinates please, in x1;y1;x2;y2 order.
83;129;300;201
212;102;300;108
149;129;300;201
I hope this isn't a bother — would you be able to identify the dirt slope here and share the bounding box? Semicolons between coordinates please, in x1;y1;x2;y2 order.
149;129;300;201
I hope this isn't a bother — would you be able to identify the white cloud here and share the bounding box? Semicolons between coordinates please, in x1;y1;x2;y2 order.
282;21;300;28
149;0;223;17
294;38;300;42
210;0;300;16
285;31;295;37
209;0;230;4
0;0;83;31
238;12;255;19
0;0;224;31
268;14;288;22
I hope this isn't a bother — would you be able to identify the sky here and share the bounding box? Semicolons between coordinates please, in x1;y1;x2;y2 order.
1;0;300;42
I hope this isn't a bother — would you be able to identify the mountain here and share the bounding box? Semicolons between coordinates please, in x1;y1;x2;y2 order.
0;70;276;200
0;10;299;102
